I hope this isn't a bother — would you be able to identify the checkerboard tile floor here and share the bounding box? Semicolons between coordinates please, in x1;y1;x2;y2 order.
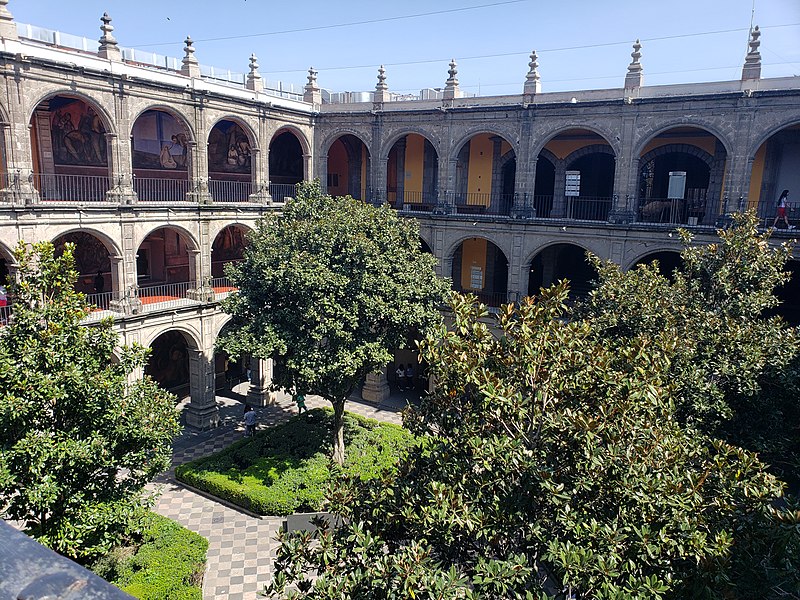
150;384;411;600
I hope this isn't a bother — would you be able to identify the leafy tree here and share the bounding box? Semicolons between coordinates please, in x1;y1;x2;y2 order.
219;181;448;464
264;215;800;599
0;242;180;561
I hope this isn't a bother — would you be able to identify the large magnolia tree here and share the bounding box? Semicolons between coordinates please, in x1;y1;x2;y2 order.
219;182;448;464
265;213;800;599
0;242;180;561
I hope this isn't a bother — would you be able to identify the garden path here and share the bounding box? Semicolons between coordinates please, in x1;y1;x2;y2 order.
150;383;409;600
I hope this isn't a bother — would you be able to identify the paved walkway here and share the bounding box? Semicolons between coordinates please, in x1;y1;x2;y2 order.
150;383;413;600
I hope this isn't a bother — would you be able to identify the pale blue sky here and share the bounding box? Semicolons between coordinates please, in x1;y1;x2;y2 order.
9;0;800;96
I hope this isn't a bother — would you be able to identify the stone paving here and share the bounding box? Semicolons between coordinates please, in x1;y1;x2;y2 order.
150;382;412;600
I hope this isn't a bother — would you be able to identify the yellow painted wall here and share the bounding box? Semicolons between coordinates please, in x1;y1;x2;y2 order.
640;135;717;156
360;141;367;199
544;139;603;160
404;134;424;195
467;134;493;205
748;144;767;208
461;238;487;290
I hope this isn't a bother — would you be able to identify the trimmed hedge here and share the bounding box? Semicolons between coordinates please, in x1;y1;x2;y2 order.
92;512;208;600
175;408;415;516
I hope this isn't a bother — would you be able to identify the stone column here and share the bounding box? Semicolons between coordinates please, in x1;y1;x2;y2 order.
608;114;638;223
187;99;211;204
185;349;219;429
318;153;329;194
393;136;406;208
249;110;272;203
489;136;503;212
551;159;567;218
436;158;457;214
507;234;526;301
247;357;276;406
361;366;390;404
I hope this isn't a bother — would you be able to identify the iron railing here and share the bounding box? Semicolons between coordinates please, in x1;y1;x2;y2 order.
210;276;237;300
133;176;191;203
0;304;10;326
137;281;195;312
636;197;708;225
454;289;508;308
270;183;298;203
449;192;513;217
564;196;612;222
532;195;554;218
387;190;438;210
755;200;800;230
33;173;110;202
209;179;252;203
84;291;116;312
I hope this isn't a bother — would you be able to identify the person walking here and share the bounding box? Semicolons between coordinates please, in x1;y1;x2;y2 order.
772;189;794;229
395;364;406;391
405;363;416;392
243;405;257;437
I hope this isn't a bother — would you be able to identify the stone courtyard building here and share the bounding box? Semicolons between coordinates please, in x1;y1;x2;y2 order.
0;1;798;426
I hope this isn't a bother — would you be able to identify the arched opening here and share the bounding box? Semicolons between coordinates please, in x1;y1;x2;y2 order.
638;127;726;225
131;109;191;202
749;124;800;229
0;250;10;325
269;130;304;202
136;227;196;309
327;134;369;200
631;251;683;280
535;130;615;222
768;260;800;325
451;238;508;307
386;134;438;211
30;95;110;201
420;237;433;255
453;133;515;216
211;224;248;294
53;231;116;310
214;322;249;392
146;330;192;396
527;243;597;300
208;119;252;202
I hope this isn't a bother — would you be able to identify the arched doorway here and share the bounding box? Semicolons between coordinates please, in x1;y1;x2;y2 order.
631;251;683;280
451;238;508;307
214;322;249;392
146;330;191;396
749;124;800;229
386;134;438;211
453;133;515;216
131;109;191;202
637;128;726;225
528;243;597;299
269;130;304;202
208;120;252;202
211;224;248;295
535;130;615;222
136;227;196;310
327;134;369;200
53;231;116;310
30;95;110;201
420;237;433;255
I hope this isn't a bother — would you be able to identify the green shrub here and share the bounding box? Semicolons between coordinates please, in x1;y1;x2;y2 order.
92;512;207;600
176;408;415;515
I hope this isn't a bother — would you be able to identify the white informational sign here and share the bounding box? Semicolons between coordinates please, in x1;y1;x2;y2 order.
668;171;687;199
565;171;581;197
470;265;484;290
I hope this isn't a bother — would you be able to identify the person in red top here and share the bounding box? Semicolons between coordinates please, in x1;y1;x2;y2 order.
772;189;794;229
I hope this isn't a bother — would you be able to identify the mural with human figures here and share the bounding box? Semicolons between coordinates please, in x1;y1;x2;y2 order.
208;121;251;174
132;110;188;170
48;97;107;166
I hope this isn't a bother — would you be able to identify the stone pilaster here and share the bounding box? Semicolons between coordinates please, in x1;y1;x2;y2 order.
608;114;638;223
185;349;219;429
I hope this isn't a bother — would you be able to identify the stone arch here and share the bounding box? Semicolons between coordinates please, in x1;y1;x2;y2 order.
208;115;258;150
135;223;199;253
325;132;371;199
745;120;800;214
625;249;683;277
632;121;733;160
526;241;598;299
271;125;312;156
208;220;254;246
380;128;442;163
144;327;200;394
747;117;800;160
449;129;519;164
530;123;620;161
564;143;617;166
129;104;195;142
27;89;116;137
639;143;714;168
135;225;200;286
450;236;510;307
142;323;201;351
384;132;440;208
51;226;122;259
211;223;250;278
269;129;306;190
444;232;510;262
319;128;372;158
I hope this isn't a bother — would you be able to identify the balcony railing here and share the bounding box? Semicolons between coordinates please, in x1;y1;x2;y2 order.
134;177;191;203
0;304;10;326
388;190;438;212
210;276;237;300
85;291;117;312
449;192;513;217
564;196;612;222
637;197;708;225
137;281;195;312
209;179;252;203
270;183;298;203
454;289;508;308
33;173;110;202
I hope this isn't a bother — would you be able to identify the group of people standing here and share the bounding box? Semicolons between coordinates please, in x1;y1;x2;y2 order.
395;363;416;391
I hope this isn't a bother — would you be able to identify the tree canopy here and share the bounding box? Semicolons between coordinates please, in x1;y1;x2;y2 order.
219;182;448;463
265;213;800;599
0;242;180;561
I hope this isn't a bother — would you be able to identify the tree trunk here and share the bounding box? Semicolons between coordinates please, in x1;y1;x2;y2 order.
331;399;346;466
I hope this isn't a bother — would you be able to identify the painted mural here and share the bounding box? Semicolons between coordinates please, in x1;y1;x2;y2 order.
49;97;107;166
146;331;190;391
208;121;251;174
132;110;188;171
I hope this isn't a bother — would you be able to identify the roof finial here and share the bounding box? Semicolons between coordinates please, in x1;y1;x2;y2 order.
98;13;121;61
742;25;762;81
625;39;644;89
524;50;541;95
0;0;18;41
374;64;390;104
443;59;461;99
304;66;322;106
246;53;263;92
181;35;201;78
